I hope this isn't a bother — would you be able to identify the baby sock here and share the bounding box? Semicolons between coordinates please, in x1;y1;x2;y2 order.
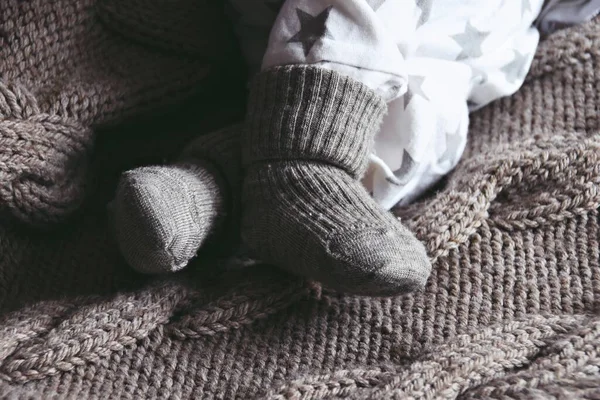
112;126;240;274
242;66;431;295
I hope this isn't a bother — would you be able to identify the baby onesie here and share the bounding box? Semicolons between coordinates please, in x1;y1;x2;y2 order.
228;0;545;208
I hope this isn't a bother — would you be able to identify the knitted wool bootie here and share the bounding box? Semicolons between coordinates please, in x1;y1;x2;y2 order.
242;66;431;295
112;126;240;274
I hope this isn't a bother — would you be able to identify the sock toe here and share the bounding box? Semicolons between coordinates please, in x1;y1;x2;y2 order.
326;226;431;295
242;164;431;296
113;165;222;274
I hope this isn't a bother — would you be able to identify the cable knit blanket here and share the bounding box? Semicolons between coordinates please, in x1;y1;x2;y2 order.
0;0;599;398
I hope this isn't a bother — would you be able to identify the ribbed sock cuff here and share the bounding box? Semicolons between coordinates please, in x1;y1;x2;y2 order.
244;65;387;178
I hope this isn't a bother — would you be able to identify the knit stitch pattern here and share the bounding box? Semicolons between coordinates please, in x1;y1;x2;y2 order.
0;12;599;400
0;0;230;226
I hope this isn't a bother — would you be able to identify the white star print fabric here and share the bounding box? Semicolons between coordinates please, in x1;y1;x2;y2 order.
233;0;545;209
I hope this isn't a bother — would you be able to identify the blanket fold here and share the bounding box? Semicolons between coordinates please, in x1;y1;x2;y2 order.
0;5;598;400
0;0;231;226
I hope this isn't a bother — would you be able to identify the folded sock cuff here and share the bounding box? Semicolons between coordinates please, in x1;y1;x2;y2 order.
244;65;387;178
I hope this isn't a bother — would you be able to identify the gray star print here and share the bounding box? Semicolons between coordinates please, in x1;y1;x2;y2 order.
288;6;334;57
451;21;490;60
366;0;386;11
403;76;429;110
415;0;432;27
501;50;529;84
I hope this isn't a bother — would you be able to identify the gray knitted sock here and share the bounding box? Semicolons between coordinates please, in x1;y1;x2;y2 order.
243;66;431;295
112;126;240;274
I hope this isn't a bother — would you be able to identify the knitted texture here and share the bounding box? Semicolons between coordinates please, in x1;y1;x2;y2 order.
0;17;599;400
112;126;241;274
243;65;431;295
244;66;385;178
0;0;230;226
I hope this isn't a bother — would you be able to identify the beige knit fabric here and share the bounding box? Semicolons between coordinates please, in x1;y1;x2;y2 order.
0;14;599;400
0;0;230;226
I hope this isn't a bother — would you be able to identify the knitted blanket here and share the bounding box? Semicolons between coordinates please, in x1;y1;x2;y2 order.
0;0;234;226
0;1;599;398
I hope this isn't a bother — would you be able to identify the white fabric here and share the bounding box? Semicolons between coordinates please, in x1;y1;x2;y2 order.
229;0;546;209
536;0;600;36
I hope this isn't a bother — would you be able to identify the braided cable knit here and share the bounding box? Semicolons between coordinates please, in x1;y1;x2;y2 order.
402;134;600;263
0;12;598;400
0;82;92;225
262;315;598;400
0;275;316;383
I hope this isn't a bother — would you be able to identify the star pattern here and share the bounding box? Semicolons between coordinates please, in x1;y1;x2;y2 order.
403;76;429;110
415;0;432;27
288;6;334;57
501;50;529;84
262;0;539;207
451;20;490;60
366;0;387;11
392;149;419;184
